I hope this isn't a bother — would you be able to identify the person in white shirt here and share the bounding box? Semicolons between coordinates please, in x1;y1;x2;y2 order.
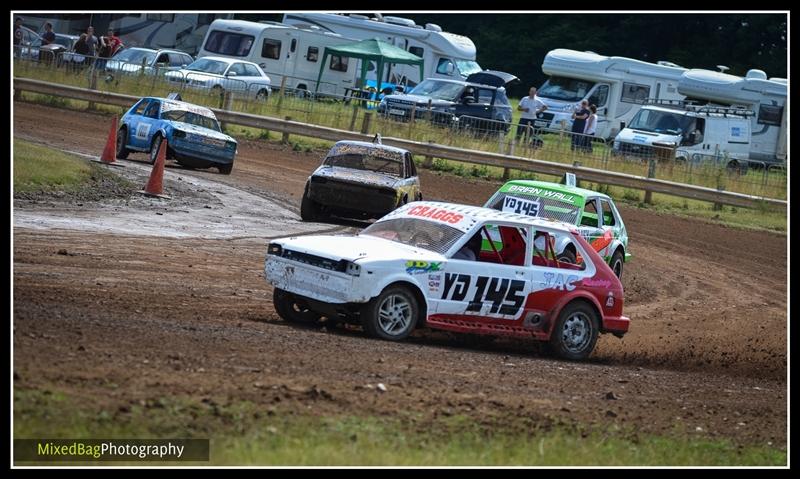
516;86;547;144
583;104;598;153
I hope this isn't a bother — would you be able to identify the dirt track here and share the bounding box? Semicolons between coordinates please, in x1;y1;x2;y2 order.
13;102;787;447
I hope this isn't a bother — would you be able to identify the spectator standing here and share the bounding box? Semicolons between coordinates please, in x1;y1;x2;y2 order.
84;26;100;57
41;22;56;45
570;100;590;151
102;28;123;57
583;104;598;153
516;86;548;145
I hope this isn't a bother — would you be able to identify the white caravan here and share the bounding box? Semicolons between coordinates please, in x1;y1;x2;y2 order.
281;13;481;87
613;103;753;169
198;19;364;96
678;69;787;165
536;49;688;139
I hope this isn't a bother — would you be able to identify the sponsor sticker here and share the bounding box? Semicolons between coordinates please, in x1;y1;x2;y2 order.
502;195;541;217
135;123;151;140
405;260;442;275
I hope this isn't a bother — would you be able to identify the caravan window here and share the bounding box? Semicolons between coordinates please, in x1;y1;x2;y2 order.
330;55;348;72
588;84;609;107
621;83;650;104
757;104;783;126
409;46;424;57
307;47;318;62
436;58;455;75
261;39;281;60
204;31;254;57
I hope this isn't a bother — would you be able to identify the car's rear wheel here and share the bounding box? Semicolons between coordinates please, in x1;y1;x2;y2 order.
547;302;599;361
218;163;233;175
116;127;130;159
149;134;163;165
361;285;419;341
273;288;321;324
610;248;624;279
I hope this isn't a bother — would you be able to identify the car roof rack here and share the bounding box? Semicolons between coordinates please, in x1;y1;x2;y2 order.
642;98;754;117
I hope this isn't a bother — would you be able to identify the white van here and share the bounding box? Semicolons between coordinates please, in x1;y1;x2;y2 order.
536;49;688;140
612;104;753;169
198;19;360;96
282;13;481;86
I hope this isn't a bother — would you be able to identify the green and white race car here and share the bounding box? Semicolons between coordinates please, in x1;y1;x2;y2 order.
484;179;631;278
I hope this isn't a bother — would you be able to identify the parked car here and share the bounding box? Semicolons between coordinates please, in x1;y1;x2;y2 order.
483;179;631;278
300;136;422;222
104;47;194;77
116;94;238;174
265;201;630;360
377;70;519;133
165;56;271;100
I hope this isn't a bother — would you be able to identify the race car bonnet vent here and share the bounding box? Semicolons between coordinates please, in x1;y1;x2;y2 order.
167;92;182;101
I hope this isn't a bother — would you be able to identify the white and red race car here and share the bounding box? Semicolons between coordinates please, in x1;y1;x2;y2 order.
265;201;630;360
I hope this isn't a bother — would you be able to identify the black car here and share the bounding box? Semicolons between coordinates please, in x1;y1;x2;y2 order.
377;70;519;133
300;136;422;222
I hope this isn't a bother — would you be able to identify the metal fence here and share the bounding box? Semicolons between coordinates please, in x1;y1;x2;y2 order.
12;52;788;202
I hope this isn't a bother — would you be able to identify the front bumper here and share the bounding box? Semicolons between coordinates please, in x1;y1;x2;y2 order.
170;138;235;166
265;256;361;304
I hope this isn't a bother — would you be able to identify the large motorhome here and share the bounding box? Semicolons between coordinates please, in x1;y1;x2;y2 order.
678;69;787;164
197;19;362;96
536;49;688;139
281;13;481;87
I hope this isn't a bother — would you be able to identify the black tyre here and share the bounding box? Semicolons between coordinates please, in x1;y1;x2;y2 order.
256;89;269;101
610;248;624;279
300;186;322;221
548;301;600;361
557;247;577;264
361;285;419;341
116;127;130;159
149;134;163;165
273;288;321;324
218;163;233;175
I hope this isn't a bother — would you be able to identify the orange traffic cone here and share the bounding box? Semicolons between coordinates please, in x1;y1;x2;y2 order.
92;116;125;167
138;138;171;199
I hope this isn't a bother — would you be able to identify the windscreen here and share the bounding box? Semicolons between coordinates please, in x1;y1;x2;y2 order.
485;191;581;225
186;58;228;75
537;76;595;102
161;110;221;132
628;109;693;135
112;48;156;65
407;79;463;101
361;218;464;255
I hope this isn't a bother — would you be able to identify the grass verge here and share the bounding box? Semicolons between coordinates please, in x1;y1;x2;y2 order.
14;138;95;193
13;388;786;466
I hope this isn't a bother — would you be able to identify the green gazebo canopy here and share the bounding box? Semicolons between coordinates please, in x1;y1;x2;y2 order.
315;38;424;94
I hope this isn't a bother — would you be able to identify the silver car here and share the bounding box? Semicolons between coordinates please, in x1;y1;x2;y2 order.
165;56;271;100
104;47;194;76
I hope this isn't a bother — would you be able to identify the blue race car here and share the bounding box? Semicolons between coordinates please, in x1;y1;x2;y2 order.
116;95;238;174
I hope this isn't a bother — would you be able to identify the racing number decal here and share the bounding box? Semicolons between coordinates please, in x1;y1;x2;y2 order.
441;273;526;316
135;123;151;140
502;196;541;217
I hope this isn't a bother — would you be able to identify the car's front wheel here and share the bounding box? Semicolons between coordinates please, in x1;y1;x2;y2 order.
361;285;419;341
547;301;599;361
218;163;233;175
300;186;323;221
273;288;321;324
149;134;163;165
116;127;130;159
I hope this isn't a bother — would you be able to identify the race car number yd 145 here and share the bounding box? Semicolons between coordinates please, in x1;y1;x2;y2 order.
441;273;526;316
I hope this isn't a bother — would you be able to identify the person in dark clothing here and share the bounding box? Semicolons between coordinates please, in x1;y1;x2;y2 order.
41;22;56;45
14;17;24;46
570;99;590;151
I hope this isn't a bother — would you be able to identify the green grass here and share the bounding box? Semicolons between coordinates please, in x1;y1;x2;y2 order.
13;138;94;193
13;388;785;466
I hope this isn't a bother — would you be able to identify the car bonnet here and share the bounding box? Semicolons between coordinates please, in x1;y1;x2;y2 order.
313;166;400;187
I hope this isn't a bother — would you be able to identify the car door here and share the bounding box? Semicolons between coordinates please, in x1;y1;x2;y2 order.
396;152;420;202
434;222;532;323
576;197;605;255
597;198;622;260
131;99;161;149
223;62;248;93
122;99;148;149
242;63;269;95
